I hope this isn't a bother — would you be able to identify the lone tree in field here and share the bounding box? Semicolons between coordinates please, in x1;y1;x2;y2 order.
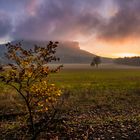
91;56;101;68
0;41;63;139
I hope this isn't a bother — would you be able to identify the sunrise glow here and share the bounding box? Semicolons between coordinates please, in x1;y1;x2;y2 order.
114;53;140;58
0;0;140;58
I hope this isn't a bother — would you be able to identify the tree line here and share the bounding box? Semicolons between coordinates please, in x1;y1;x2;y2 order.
114;57;140;66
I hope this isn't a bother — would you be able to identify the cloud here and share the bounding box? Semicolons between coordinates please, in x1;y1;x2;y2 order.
97;0;140;42
0;12;12;38
1;0;139;43
13;0;104;41
0;0;28;12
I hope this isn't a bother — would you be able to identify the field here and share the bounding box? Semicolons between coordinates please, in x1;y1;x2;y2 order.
1;63;140;139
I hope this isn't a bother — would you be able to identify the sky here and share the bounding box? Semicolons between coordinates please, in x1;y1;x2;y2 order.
0;0;140;58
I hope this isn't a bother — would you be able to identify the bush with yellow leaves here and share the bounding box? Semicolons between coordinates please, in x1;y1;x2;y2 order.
0;41;63;139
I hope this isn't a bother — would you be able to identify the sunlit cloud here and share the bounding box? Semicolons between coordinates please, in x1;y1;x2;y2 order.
0;0;140;57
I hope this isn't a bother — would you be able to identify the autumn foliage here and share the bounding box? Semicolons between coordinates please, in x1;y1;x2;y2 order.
0;41;63;138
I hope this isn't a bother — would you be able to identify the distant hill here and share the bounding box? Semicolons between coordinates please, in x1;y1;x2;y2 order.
0;40;113;64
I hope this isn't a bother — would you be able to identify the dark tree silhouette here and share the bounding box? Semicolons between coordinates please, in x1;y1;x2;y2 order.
91;56;101;68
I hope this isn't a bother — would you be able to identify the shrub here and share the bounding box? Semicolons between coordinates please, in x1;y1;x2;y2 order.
0;41;63;139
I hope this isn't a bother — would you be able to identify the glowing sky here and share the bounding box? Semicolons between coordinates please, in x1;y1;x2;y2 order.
0;0;140;57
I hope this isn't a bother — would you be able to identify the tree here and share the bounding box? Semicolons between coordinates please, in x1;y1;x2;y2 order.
91;56;101;68
90;60;95;67
0;41;63;139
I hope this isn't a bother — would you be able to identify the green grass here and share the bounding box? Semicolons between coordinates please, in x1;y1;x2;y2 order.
47;68;140;115
1;67;140;139
49;69;140;90
1;68;140;113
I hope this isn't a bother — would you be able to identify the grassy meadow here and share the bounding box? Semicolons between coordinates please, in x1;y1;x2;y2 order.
49;64;140;115
1;63;140;139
